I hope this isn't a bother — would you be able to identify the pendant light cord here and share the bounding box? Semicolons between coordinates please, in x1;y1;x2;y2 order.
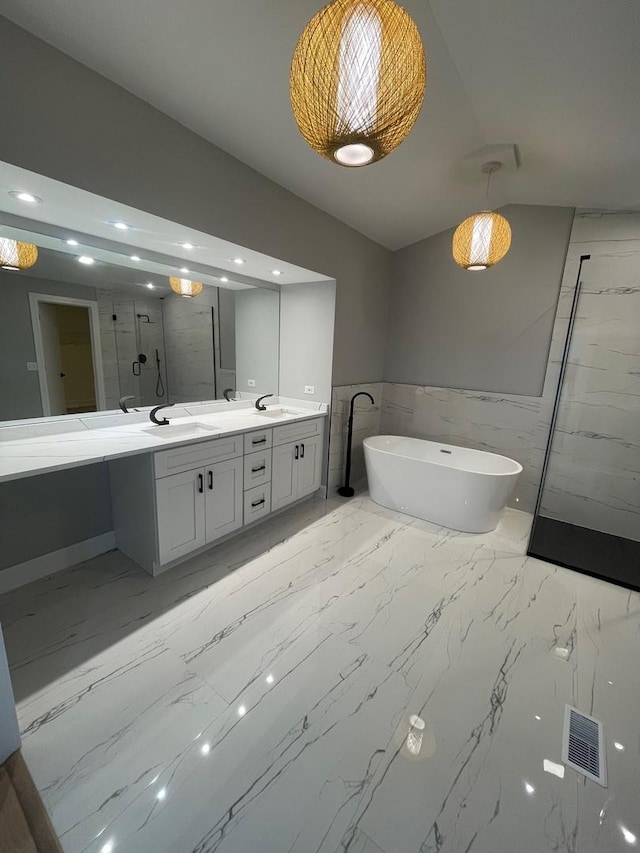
485;169;492;209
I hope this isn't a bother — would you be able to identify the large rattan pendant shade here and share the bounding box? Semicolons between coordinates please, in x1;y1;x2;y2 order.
290;0;426;167
169;277;204;298
452;211;512;271
0;238;38;271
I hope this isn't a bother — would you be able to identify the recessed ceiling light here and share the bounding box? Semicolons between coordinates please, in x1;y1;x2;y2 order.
130;255;141;262
66;239;79;246
220;276;229;283
621;827;637;845
180;267;189;274
111;221;130;230
181;242;195;250
614;741;625;751
233;258;244;265
78;256;95;265
10;191;41;204
146;283;155;289
271;270;282;276
524;782;535;795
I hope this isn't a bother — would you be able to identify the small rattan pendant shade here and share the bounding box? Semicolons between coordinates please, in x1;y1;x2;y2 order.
169;277;204;298
452;212;512;271
290;0;426;166
0;238;38;271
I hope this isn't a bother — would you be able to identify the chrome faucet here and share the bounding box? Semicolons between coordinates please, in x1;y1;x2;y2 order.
255;394;274;411
149;403;175;426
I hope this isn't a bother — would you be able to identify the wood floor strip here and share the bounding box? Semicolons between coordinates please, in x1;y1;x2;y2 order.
3;752;63;853
0;764;38;853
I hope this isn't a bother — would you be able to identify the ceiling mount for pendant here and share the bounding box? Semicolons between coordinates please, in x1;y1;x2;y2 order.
290;0;427;168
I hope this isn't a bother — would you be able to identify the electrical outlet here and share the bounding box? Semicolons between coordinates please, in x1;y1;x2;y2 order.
26;362;38;372
304;385;315;395
247;379;256;387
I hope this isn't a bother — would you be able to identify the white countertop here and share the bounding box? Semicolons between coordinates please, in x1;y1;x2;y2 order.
0;404;328;484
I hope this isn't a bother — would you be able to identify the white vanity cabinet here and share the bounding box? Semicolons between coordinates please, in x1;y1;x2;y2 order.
271;419;324;512
109;416;325;576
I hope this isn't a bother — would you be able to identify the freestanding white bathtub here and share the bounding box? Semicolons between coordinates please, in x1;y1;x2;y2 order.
364;435;522;533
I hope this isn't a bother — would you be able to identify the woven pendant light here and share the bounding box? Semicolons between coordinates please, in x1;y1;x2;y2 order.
169;277;204;298
290;0;426;167
452;162;511;270
0;238;38;271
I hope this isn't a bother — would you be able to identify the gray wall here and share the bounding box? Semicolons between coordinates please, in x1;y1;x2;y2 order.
385;205;574;395
0;17;392;387
0;464;113;571
0;270;98;420
234;288;280;396
279;281;336;403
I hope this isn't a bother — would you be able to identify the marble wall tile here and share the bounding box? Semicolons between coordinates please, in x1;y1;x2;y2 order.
328;383;383;493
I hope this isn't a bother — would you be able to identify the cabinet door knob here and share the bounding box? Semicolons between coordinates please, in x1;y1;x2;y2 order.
208;470;213;490
198;473;204;493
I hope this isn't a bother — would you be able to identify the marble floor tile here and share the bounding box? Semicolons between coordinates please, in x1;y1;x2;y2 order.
1;494;639;853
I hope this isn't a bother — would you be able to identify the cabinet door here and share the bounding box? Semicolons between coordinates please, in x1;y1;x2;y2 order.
205;456;243;543
156;469;205;565
271;442;298;512
296;434;322;499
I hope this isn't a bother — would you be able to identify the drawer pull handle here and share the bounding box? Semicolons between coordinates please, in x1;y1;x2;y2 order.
294;444;299;460
251;498;266;508
300;443;305;459
198;473;204;494
252;437;267;445
208;470;213;490
251;464;266;473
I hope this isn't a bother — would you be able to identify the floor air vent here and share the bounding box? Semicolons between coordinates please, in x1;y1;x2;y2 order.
562;705;607;787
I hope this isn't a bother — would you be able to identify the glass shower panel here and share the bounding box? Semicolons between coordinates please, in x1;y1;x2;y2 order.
529;251;640;587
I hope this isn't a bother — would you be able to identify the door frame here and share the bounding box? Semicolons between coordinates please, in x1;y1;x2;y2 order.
29;293;107;416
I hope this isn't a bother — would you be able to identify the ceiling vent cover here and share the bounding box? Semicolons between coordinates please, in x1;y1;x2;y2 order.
562;705;607;787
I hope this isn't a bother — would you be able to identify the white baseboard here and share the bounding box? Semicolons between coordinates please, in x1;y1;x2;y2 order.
0;532;116;594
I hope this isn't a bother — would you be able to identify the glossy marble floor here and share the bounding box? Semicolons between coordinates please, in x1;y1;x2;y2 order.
1;493;639;853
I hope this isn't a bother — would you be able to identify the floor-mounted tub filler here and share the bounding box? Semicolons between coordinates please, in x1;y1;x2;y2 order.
364;435;522;533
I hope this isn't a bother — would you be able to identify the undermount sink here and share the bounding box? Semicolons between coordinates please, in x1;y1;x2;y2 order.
253;408;297;419
143;421;218;439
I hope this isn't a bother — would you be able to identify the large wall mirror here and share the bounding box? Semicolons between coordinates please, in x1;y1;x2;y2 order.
0;226;280;421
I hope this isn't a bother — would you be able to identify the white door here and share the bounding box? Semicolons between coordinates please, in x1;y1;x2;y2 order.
38;302;66;415
271;442;298;512
296;434;322;499
205;457;243;543
156;469;206;564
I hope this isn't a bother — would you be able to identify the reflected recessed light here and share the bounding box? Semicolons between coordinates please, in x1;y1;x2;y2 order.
237;705;246;717
101;842;114;853
181;242;195;250
266;674;275;685
156;788;167;801
78;256;95;265
621;827;637;845
535;715;542;721
543;759;565;779
271;270;282;276
130;255;141;262
111;221;129;230
220;276;229;283
201;743;211;756
146;283;155;289
180;267;189;274
525;782;535;795
614;742;625;751
66;239;79;246
233;258;244;265
10;191;41;204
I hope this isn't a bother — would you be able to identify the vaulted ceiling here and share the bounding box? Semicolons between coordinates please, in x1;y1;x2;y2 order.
2;0;639;249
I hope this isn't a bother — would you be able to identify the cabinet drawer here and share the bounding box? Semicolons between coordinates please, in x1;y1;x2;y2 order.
244;428;273;454
244;449;272;490
273;417;324;447
155;435;243;478
244;483;271;524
